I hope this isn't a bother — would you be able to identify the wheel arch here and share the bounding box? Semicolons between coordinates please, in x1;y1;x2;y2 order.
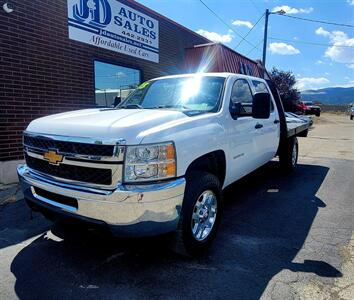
184;150;226;187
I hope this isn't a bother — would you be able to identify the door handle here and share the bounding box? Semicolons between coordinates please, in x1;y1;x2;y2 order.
255;123;263;129
274;119;280;124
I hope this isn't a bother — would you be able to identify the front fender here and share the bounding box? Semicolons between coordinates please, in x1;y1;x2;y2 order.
139;113;227;177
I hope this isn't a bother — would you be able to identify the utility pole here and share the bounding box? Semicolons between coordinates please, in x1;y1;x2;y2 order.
262;9;270;68
262;9;285;73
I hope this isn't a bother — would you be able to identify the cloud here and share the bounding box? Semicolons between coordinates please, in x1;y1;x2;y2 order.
272;5;313;14
315;27;354;68
115;72;126;77
296;77;330;90
316;60;324;64
348;64;354;69
269;42;300;55
332;80;354;88
232;20;253;29
347;0;354;5
315;27;331;37
196;29;233;43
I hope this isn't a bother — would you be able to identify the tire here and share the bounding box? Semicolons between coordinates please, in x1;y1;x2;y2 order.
42;211;57;222
172;171;223;256
298;129;308;137
316;112;320;117
279;136;298;172
351;115;353;120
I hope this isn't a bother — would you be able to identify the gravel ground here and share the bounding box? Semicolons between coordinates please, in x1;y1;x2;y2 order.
0;113;353;299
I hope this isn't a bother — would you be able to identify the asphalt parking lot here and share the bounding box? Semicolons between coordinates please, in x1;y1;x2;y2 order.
0;113;353;300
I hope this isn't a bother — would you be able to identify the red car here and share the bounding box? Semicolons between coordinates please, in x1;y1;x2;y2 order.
297;101;321;117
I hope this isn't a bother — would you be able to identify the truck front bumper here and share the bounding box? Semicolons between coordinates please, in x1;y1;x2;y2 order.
17;165;186;236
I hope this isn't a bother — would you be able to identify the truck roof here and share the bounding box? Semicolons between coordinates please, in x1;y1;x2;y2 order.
152;72;266;82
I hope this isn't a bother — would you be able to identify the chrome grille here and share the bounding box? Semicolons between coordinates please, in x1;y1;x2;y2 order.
23;132;124;188
25;154;112;185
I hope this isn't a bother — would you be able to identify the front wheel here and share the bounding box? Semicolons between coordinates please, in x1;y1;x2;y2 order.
172;171;223;256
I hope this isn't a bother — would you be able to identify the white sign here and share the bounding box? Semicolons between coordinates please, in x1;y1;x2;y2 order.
67;0;159;63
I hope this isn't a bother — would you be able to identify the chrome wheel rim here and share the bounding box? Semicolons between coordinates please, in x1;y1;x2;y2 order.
191;190;217;241
292;143;297;166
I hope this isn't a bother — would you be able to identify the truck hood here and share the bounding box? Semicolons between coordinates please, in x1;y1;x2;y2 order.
27;108;189;144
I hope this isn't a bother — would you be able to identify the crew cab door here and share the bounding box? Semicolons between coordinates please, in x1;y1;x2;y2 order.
251;80;280;163
226;78;260;183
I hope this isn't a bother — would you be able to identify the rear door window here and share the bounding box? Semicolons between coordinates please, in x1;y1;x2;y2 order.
252;80;269;93
252;80;274;112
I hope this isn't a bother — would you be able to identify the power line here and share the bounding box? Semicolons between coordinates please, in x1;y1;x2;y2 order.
269;36;354;48
246;39;264;56
248;0;262;14
234;13;265;50
198;0;260;50
278;14;354;28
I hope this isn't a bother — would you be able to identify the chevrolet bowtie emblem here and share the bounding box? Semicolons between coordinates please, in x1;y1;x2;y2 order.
43;150;63;165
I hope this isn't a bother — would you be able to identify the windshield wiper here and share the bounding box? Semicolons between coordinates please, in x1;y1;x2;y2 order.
119;104;143;109
182;109;209;116
147;104;191;109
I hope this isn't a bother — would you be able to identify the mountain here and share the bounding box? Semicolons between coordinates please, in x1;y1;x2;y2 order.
301;87;354;105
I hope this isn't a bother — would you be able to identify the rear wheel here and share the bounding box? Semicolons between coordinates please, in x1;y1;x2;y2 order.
298;129;308;137
316;112;321;117
172;171;222;256
351;115;353;120
279;137;298;172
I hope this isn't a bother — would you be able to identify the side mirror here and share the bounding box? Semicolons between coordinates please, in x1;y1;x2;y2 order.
230;102;242;119
252;93;271;119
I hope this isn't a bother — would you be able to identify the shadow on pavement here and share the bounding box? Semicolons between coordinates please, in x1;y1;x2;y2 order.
0;200;51;249
9;162;342;299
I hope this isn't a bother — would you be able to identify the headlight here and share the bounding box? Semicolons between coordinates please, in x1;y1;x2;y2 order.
124;142;176;182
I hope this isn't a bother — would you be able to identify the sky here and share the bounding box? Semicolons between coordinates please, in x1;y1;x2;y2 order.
137;0;354;90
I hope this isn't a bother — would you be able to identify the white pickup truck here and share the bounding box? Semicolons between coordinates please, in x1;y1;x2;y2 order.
18;73;309;255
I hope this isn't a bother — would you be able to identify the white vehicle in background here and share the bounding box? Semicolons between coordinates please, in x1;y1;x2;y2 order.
286;112;313;126
18;73;309;255
286;112;307;123
285;112;313;137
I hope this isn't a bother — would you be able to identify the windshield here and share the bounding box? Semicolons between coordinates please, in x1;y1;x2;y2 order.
118;76;225;113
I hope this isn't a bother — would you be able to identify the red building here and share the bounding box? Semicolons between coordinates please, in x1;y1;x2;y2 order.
185;43;263;77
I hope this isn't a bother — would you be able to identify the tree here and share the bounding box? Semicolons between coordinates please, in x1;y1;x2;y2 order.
270;67;300;112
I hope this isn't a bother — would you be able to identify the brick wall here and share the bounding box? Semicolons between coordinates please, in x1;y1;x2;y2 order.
0;0;208;161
